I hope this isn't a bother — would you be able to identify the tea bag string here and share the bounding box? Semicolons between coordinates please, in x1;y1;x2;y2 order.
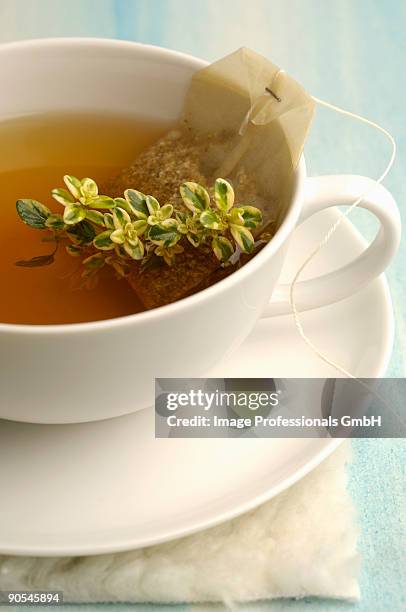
239;83;396;381
218;70;286;177
240;82;400;421
287;99;404;426
289;96;396;380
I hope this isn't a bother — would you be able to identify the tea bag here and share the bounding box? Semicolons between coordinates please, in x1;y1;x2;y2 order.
104;48;315;309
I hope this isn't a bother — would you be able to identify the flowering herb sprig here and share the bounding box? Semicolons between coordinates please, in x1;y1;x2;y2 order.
16;175;263;279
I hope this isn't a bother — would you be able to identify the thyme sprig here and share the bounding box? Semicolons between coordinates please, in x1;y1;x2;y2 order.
16;175;263;279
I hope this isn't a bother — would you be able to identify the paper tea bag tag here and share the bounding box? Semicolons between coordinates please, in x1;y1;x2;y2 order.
184;48;314;137
183;48;315;220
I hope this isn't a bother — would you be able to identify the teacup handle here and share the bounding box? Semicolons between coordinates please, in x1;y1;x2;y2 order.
262;174;401;317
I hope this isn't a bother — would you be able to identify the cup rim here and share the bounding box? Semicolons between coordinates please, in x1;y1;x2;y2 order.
0;37;305;335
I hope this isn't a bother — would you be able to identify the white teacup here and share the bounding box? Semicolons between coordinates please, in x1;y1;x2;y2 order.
0;39;400;424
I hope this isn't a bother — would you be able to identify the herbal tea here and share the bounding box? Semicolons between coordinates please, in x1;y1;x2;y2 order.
0;112;169;324
5;112;273;325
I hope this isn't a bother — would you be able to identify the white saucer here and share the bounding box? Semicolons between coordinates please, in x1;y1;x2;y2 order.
0;209;393;556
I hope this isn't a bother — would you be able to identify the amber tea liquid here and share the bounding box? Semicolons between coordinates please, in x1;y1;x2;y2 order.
0;112;169;324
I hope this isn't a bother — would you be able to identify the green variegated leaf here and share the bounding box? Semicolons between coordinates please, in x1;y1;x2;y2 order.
63;175;82;199
113;207;131;230
125;225;139;246
146;195;160;215
230;224;254;253
124;189;149;217
66;244;83;257
45;213;66;231
110;228;125;244
160;218;179;230
228;207;244;226
180;182;210;213
105;256;130;277
114;244;126;258
187;233;201;247
212;235;234;262
114;197;132;215
176;211;188;224
93;230;115;250
83;252;105;270
80;177;98;199
148;222;180;247
124;239;144;260
155;243;184;266
63;204;87;225
16;199;51;229
103;213;115;229
159;204;173;220
239;205;263;228
85;210;105;226
147;214;160;226
66;220;96;245
87;195;116;209
51;188;75;206
199;209;223;230
16;252;56;267
132;219;148;235
214;178;234;212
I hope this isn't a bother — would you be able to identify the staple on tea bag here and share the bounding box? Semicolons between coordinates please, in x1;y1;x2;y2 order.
104;48;315;309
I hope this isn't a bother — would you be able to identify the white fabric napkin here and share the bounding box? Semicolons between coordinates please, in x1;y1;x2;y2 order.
0;441;359;604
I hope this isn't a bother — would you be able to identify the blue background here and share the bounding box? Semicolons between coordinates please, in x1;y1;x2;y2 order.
0;1;404;610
